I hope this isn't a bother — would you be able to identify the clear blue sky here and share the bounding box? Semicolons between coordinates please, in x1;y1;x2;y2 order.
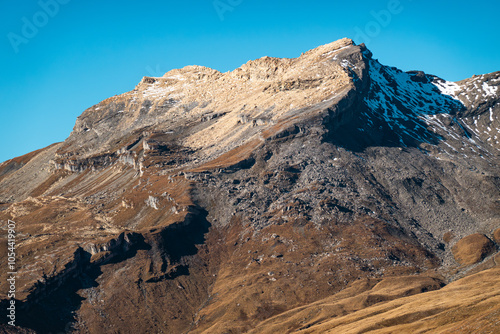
1;0;499;163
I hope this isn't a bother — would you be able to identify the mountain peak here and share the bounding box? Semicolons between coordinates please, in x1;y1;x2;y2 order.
1;38;499;334
65;38;363;163
303;37;355;56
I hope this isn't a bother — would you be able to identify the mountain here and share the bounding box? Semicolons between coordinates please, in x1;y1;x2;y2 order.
1;38;499;333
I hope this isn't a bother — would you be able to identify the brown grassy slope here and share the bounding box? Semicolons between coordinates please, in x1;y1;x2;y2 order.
188;216;440;333
249;266;500;334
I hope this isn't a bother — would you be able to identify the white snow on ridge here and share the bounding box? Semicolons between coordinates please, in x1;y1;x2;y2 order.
433;80;461;100
340;59;356;70
482;82;498;97
365;60;461;120
362;59;479;148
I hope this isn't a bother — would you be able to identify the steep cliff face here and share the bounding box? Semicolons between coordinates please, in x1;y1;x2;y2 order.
0;38;499;333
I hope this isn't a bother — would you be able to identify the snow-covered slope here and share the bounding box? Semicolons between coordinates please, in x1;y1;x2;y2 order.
332;51;500;161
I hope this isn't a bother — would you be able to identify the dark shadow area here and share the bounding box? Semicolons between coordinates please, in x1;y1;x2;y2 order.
3;234;151;334
10;248;97;334
145;264;190;283
323;104;442;152
143;206;212;283
158;207;211;264
224;156;256;173
322;64;466;152
101;232;151;266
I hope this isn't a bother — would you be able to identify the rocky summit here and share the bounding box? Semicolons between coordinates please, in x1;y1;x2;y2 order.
1;38;499;333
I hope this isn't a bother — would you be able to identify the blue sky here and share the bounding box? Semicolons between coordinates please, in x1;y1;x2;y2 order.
1;0;499;163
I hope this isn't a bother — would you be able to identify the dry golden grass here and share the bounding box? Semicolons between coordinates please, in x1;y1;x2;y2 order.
452;233;495;266
494;228;500;244
189;217;441;333
248;266;500;334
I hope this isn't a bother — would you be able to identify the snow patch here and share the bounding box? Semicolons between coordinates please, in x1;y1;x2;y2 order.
433;80;461;100
482;82;498;97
